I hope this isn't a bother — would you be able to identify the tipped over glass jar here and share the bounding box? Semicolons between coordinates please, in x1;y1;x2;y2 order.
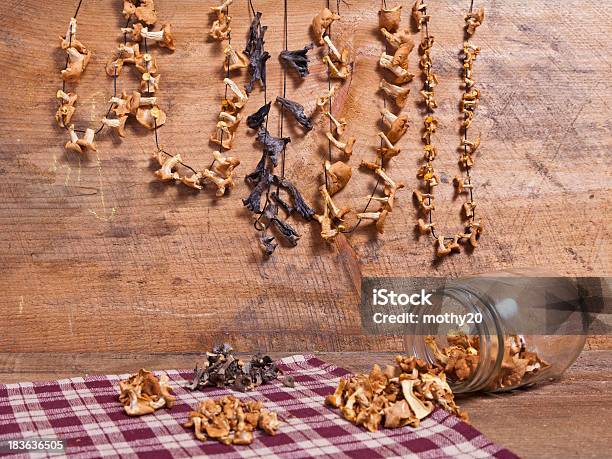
410;274;593;393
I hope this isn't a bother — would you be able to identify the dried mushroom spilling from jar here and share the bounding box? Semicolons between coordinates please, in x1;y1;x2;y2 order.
184;396;281;445
425;333;552;390
325;356;466;432
118;369;176;416
186;343;282;392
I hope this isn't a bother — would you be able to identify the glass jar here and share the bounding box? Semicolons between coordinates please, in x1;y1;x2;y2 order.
411;275;589;393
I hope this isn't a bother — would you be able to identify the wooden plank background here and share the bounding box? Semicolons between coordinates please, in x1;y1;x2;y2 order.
0;0;610;353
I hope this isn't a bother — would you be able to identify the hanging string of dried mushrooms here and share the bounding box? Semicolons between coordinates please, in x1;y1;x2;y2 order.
352;1;413;234
412;0;485;256
56;0;245;197
57;1;175;164
312;0;412;241
243;0;315;256
151;0;244;194
311;2;355;242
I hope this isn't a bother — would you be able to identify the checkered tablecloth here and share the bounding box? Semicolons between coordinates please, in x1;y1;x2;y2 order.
0;355;517;458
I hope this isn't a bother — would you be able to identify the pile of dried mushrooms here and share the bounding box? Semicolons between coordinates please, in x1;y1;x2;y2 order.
325;356;466;432
425;333;551;390
184;396;281;446
186;343;283;392
118;369;176;416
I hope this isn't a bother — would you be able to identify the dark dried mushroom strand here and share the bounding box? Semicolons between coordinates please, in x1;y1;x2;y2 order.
243;11;270;94
271;175;315;221
186;343;281;392
245;152;266;185
247;102;271;129
256;126;290;166
243;162;314;222
279;43;314;77
243;167;272;213
276;96;313;131
270;190;294;215
259;234;277;255
263;202;301;246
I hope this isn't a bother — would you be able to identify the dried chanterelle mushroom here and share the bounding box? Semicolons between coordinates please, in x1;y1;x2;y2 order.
313;186;341;242
55;90;78;128
102;115;128;137
322;35;352;80
201;151;241;197
210;0;233;41
379;52;415;84
323;160;352;195
153;152;181;181
184;396;281;446
411;0;430;31
210;111;242;150
61;47;92;83
465;7;485;36
381;108;409;144
136;105;167;130
118;369;176;416
380;27;413;51
121;23;175;51
325;356;466;432
379;5;403;32
123;0;159;26
224;44;249;72
380;78;411;108
358;161;405;233
106;43;140;76
312;8;341;45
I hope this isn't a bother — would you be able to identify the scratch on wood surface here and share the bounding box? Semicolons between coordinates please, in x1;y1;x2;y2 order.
132;306;216;319
87;151;117;222
67;310;73;336
49;155;71;186
18;296;23;315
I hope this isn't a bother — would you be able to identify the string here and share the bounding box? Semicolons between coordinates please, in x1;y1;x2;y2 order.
278;0;288;184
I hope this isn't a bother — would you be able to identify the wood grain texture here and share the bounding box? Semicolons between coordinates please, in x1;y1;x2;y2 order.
1;350;610;459
0;0;610;353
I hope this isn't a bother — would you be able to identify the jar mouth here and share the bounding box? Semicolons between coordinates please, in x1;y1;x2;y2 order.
414;285;506;393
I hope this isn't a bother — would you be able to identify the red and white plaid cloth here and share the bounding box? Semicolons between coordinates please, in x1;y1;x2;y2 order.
0;355;517;458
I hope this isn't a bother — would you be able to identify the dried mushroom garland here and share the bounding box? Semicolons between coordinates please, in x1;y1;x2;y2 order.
312;1;412;242
186;343;283;392
185;396;282;446
55;0;244;198
150;0;246;196
118;369;176;416
311;3;356;242
325;356;466;432
412;0;485;256
243;0;315;256
56;1;174;160
353;1;413;234
425;333;551;390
